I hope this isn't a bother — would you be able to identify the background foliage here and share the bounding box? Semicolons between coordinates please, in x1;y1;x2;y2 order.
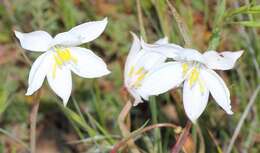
0;0;260;153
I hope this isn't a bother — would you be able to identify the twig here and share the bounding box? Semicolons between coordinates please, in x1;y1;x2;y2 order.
117;100;140;153
171;120;192;153
0;128;29;151
136;0;147;41
226;85;260;153
30;91;41;153
110;123;180;153
166;0;192;47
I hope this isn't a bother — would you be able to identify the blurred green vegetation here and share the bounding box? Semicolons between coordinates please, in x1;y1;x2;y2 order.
0;0;260;153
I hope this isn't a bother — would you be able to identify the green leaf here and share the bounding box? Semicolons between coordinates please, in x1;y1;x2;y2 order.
208;28;221;50
214;0;226;27
235;21;260;27
225;5;260;18
58;0;78;29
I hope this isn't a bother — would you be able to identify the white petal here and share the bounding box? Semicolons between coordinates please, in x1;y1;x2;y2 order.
47;66;72;106
135;51;166;71
175;48;205;63
53;18;108;46
128;88;144;106
124;32;141;79
203;50;243;70
26;52;52;95
14;30;53;52
138;62;184;96
141;38;182;59
69;47;110;78
183;79;209;122
154;37;168;45
200;69;233;114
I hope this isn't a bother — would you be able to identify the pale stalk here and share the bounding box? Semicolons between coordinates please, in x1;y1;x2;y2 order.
29;91;41;153
117;100;140;153
171;121;192;153
110;123;179;153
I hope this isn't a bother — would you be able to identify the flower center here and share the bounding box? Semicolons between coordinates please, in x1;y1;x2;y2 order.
128;66;148;88
182;63;205;93
52;47;78;78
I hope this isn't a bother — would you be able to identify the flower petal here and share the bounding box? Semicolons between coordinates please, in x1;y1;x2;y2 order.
141;38;182;59
175;48;205;63
200;69;233;114
53;18;108;46
26;52;52;95
69;47;110;78
128;88;144;106
14;30;53;52
138;62;184;96
203;51;243;70
47;66;72;106
135;51;166;71
154;37;168;45
183;79;209;122
124;32;141;79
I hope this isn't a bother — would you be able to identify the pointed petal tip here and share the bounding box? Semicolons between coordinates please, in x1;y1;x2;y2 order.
237;50;244;56
227;110;234;115
129;31;138;39
25;88;33;96
62;98;70;107
102;17;108;25
25;92;31;96
133;99;143;106
187;115;198;123
103;17;108;21
14;30;23;39
104;69;111;75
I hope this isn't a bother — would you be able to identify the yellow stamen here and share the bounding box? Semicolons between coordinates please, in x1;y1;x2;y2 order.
133;71;147;87
52;47;78;78
128;66;134;77
198;78;205;93
182;63;189;76
188;68;199;87
52;63;57;78
135;67;145;75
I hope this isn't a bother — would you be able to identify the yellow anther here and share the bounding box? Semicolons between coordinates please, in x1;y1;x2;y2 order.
52;47;78;78
135;67;145;75
182;63;189;76
128;66;135;77
52;63;57;78
188;68;200;87
198;79;205;93
54;55;63;66
133;71;147;88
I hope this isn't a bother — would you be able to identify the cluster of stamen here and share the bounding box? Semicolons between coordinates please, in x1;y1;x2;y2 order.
128;66;148;88
52;47;78;78
182;63;205;93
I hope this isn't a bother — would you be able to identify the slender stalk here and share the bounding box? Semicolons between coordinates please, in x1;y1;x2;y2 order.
226;85;260;153
0;128;29;150
136;0;147;41
110;123;179;153
117;100;140;153
166;0;192;47
30;91;41;153
171;121;192;153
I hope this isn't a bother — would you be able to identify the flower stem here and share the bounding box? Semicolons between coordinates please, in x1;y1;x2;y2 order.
171;121;192;153
110;123;180;153
30;91;41;153
117;100;140;153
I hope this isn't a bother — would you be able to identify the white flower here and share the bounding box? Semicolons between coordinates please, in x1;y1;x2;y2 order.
15;18;110;106
138;43;243;122
124;33;180;106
